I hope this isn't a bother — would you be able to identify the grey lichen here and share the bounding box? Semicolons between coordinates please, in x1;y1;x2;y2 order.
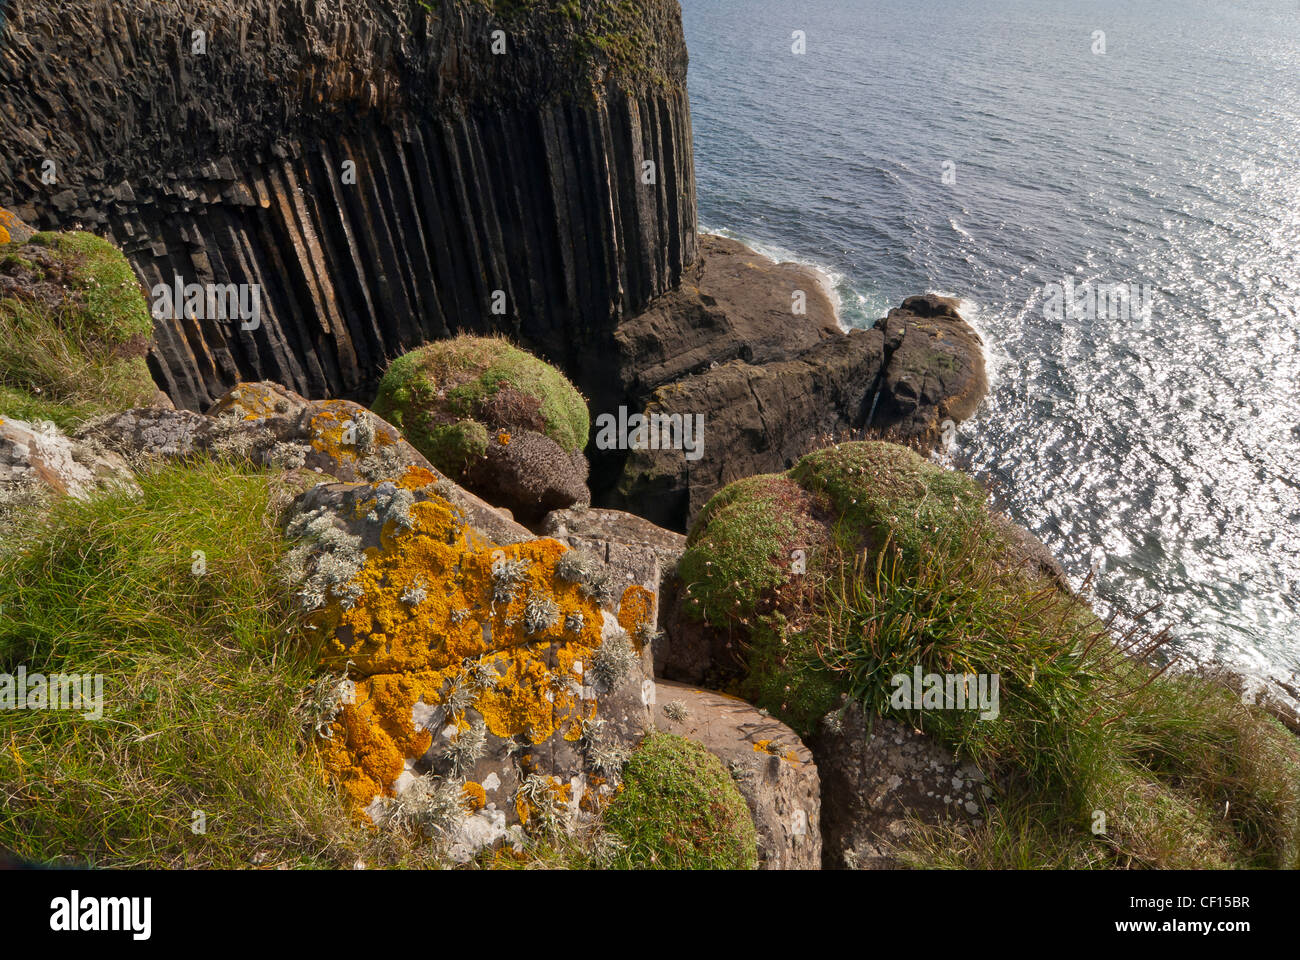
464;656;498;690
590;626;636;690
523;592;560;635
579;715;630;779
380;774;468;840
663;699;688;723
440;673;477;718
447;719;488;776
555;547;601;585
515;773;566;835
281;506;366;612
491;554;531;605
401;578;428;607
299;661;356;740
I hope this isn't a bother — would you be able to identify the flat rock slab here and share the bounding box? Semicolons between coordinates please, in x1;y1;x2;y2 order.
654;679;821;870
811;702;986;869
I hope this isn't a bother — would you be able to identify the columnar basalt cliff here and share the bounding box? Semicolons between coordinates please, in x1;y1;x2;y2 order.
0;0;698;411
0;0;986;534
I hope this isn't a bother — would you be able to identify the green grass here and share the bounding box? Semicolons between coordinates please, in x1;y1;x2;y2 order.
682;440;1300;869
602;733;757;870
0;231;159;429
0;460;440;868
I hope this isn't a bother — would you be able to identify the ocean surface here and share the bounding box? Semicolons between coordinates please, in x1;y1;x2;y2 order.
679;0;1300;683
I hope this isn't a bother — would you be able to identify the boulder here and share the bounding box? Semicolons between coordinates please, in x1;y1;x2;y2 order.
872;294;987;444
0;207;36;245
654;679;821;870
77;381;534;546
811;701;986;869
0;416;137;517
540;505;687;574
464;429;590;525
605;257;987;530
372;337;591;524
283;477;662;862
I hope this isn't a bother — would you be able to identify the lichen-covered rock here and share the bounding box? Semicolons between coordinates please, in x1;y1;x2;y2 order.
373;337;591;524
540;505;687;574
78;381;535;546
283;477;660;861
0;208;35;246
811;701;986;869
654;680;820;870
0;416;137;520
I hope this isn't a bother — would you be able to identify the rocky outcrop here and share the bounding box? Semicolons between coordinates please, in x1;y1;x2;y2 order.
599;240;986;529
0;0;696;411
654;679;821;870
0;416;137;516
811;702;986;869
79;380;532;545
283;476;660;861
370;336;591;524
539;505;686;575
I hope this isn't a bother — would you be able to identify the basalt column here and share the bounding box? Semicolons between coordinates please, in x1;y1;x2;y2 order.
0;0;698;411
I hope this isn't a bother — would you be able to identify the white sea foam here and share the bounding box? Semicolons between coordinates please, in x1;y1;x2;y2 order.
700;225;848;330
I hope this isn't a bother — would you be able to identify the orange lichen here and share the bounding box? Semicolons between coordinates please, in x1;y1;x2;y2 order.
314;490;609;820
0;209;17;245
307;400;399;465
208;382;290;421
496;430;511;446
618;584;654;644
463;781;487;811
398;465;440;490
750;739;800;765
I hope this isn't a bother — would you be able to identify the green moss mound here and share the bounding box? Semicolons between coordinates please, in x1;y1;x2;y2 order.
680;440;1300;869
603;734;757;870
0;461;442;869
0;231;159;429
372;335;589;476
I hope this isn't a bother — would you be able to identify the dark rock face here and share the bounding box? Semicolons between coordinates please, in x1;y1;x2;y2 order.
599;241;987;529
0;0;697;412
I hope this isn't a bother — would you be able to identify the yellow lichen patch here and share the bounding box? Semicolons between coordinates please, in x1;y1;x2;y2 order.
315;492;610;819
316;672;436;812
750;739;800;765
618;584;655;644
463;781;487;812
398;465;440;490
307;400;399;465
496;430;511;446
208;382;290;421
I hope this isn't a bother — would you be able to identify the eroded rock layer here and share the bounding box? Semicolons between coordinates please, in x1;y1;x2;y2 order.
0;0;697;411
